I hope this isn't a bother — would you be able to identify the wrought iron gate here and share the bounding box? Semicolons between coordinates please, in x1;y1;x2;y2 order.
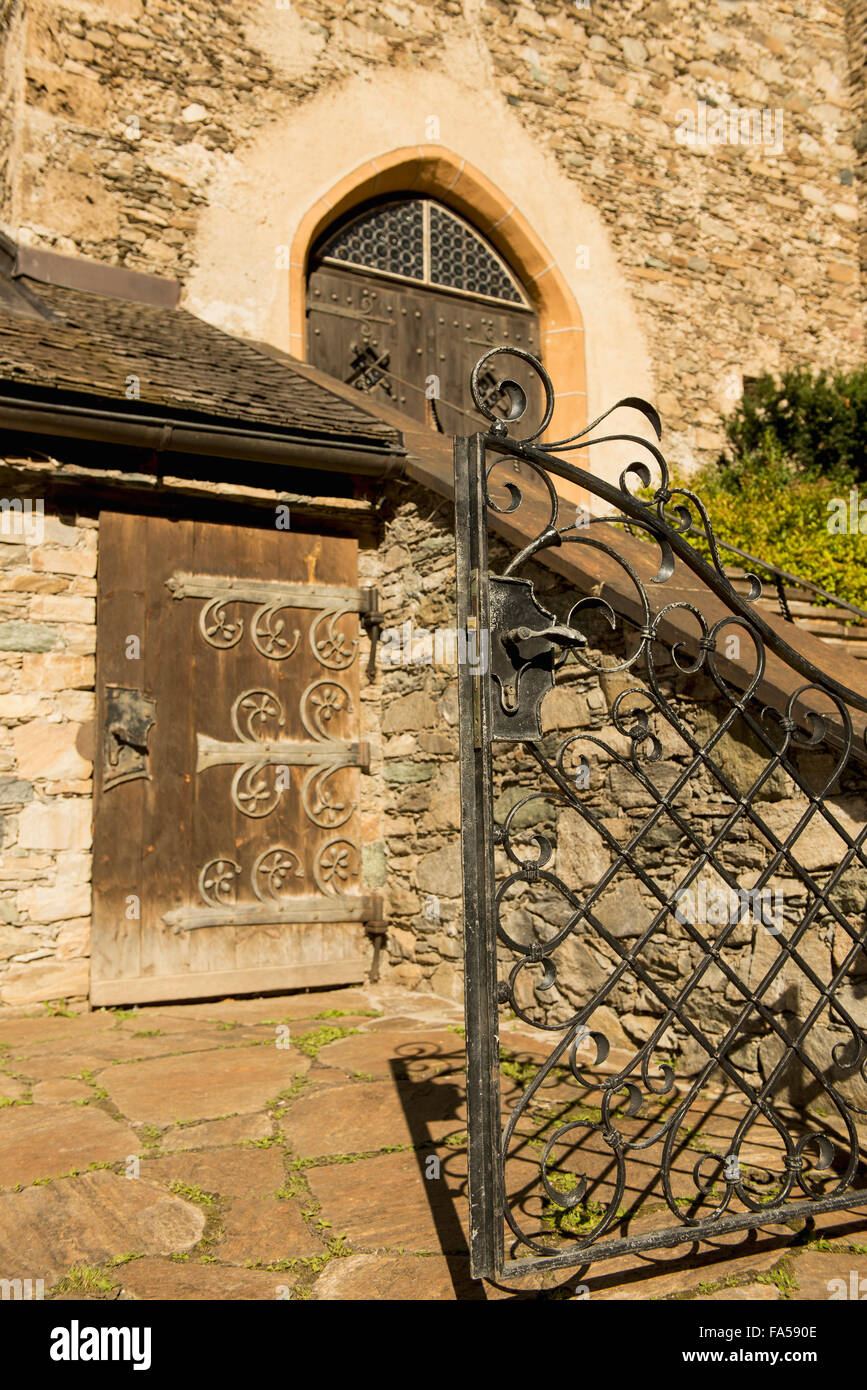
456;349;867;1282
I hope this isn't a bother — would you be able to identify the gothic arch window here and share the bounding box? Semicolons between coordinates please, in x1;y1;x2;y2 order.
306;196;541;433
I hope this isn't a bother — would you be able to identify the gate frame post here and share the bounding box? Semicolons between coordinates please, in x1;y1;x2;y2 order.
455;432;503;1281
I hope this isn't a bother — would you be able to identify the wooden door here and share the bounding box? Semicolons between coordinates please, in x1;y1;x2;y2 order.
91;513;376;1006
307;265;541;436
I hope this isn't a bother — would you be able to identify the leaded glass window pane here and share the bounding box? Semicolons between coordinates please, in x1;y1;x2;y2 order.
428;204;523;305
320;201;425;282
319;198;527;307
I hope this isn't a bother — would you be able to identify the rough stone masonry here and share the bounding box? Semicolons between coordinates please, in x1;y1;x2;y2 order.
0;0;864;471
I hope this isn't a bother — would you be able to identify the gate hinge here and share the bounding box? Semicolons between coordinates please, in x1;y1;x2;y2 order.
364;895;386;981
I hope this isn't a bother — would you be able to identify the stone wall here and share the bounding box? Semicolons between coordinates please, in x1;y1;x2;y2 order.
0;0;25;232
0;456;95;1008
357;481;464;1001
1;0;864;473
846;0;867;286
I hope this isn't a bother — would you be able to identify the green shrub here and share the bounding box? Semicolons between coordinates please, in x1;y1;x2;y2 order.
668;439;867;612
720;366;867;486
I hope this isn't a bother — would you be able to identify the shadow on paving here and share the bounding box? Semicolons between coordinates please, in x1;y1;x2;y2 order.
411;1032;867;1300
387;1045;488;1301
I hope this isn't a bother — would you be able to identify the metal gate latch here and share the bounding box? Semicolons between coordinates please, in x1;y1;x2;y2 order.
490;576;587;739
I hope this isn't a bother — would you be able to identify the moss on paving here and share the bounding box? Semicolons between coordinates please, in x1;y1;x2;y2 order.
49;1265;121;1298
292;1025;359;1058
169;1181;216;1208
312;1008;381;1020
756;1259;799;1298
247;1234;353;1298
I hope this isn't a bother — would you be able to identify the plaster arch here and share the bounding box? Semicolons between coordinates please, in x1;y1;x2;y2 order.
183;68;654;489
290;146;587;445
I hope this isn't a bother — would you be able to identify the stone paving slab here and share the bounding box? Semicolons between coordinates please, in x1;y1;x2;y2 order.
145;989;375;1024
160;1112;272;1152
589;1244;792;1301
0;1104;139;1187
281;1079;462;1159
0;1172;204;1285
306;1149;471;1254
216;1197;324;1265
141;1148;284;1199
363;1014;456;1034
302;1065;360;1089
318;1028;465;1082
0;1074;28;1101
692;1284;780;1300
0;1014;117;1047
31;1079;91;1103
0;983;864;1300
788;1250;867;1300
282;1016;392;1052
114;1257;287;1301
312;1252;490;1301
3;1025;279;1076
100;1045;310;1125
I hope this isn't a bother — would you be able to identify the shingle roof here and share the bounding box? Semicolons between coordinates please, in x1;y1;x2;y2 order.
0;270;404;452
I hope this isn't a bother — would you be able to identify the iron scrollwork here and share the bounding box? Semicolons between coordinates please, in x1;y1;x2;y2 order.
166;573;374;671
457;347;867;1283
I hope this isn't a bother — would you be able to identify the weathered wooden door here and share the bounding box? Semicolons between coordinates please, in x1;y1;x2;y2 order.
308;265;540;434
91;512;377;1006
306;195;541;435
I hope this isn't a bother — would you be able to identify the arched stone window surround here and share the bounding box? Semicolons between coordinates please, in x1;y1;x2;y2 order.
289;146;587;446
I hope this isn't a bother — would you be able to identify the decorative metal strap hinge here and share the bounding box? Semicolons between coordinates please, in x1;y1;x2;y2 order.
197;685;370;824
166;572;376;671
162;844;385;934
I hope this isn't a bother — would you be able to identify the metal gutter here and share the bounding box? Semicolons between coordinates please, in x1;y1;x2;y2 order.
0;393;407;478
